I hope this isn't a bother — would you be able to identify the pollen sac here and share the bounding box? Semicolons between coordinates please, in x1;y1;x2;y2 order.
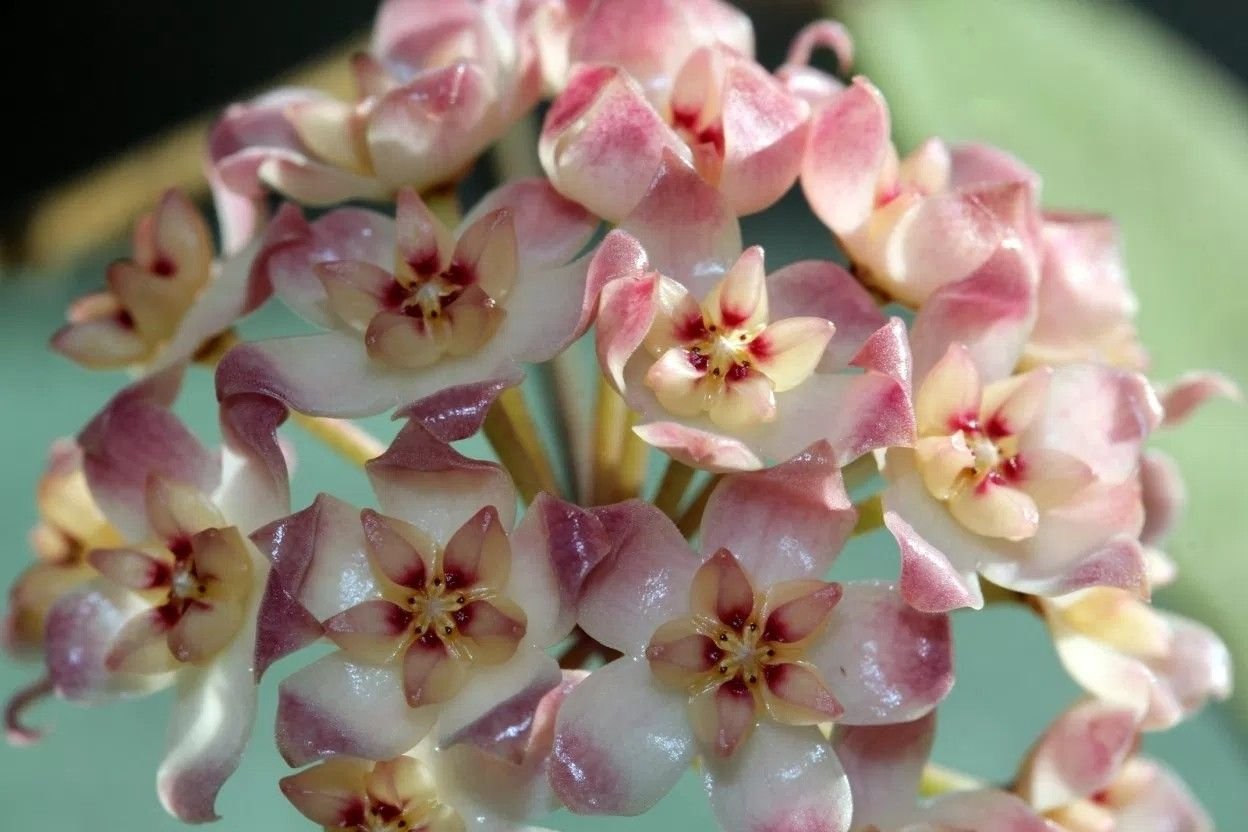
322;506;527;709
644;549;843;757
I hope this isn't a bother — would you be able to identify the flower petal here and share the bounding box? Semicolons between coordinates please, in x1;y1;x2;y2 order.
807;581;954;725
88;547;170;591
700;441;854;584
106;607;178;675
1016;698;1140;811
916;343;981;435
919;790;1055;832
317;260;398;332
441;506;510;589
550;656;696;815
751;317;835;393
765;259;886;371
761;662;844;725
578;502;700;653
689;679;758;758
831;714;933;830
279;758;370;827
1157;371;1241;427
706;246;768;330
619;149;742;294
703;723;852;832
691;549;757;632
361;509;434;590
404;633;468;708
454;598;527;665
761;581;843;645
276;653;436;765
323;600;413;664
800;76;891;235
946;478;1040;541
646;618;723;689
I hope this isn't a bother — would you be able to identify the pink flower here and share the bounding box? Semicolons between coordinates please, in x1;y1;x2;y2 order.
50;190;269;371
883;344;1162;611
258;382;608;766
550;448;954;830
1021;213;1147;371
800;77;1039;307
280;673;582;831
540;21;806;219
535;0;753;97
215;179;598;420
207;0;544;249
1016;699;1213;832
834;713;1054;831
36;371;290;822
593;159;913;471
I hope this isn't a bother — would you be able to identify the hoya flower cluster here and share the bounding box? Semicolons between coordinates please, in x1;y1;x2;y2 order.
5;2;1236;830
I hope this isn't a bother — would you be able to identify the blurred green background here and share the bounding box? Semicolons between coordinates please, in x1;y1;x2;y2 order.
1;0;1245;828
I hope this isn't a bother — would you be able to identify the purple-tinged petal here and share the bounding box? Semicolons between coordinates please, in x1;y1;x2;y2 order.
276;653;435;766
459;177;599;271
550;656;695;815
1021;364;1161;483
593;235;660;390
703;723;852;832
909;239;1037;384
257;205;396;329
832;714;933;829
808;581;953;724
541;64;691;222
1016;699;1139;811
1156;371;1241;427
700;441;854;584
886;508;984;613
368;417;516;547
766;260;887;371
44;582;174;702
619;149;743;294
800;76;891;235
950;142;1041;192
508;494;610;648
249;494;376;677
392;377;512;443
578;501;699;654
919;790;1055;832
1105;757;1214;832
78;370;218;540
366;63;497;192
436;644;562;761
716;53;811;216
323;599;413;664
1139;449;1184;549
215;330;521;420
632;422;764;472
690;549;756;631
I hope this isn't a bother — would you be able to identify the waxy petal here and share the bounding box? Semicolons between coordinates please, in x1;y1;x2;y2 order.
801;76;891;234
709;372;776;429
1016;698;1140;811
167;598;246;665
704;723;852;832
88;547;170;591
689;679;757;758
765;259;886;370
808;581;954;725
914;434;975;500
451;207;519;302
916;343;981;435
550;656;696;815
454;598;527;665
761;661;844;725
106;607;178;675
317;260;398;331
1157;370;1241;427
705;246;768;330
441;506;510;590
646;618;723;689
540;64;690;222
700;441;855;584
279;757;369;827
404;634;468;708
919;790;1055;832
578;502;699;654
690;549;757;633
361;509;434;590
323;599;413;664
832;714;933;830
277;654;436;765
947;478;1040;541
761;580;843;645
752;317;836;392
